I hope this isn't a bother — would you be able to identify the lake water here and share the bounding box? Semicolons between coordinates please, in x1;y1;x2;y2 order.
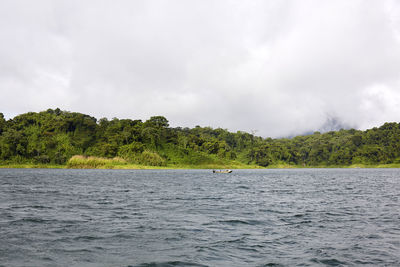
0;168;399;266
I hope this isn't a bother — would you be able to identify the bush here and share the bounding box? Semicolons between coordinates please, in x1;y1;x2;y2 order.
138;150;166;166
53;152;67;164
34;155;51;164
118;142;144;160
85;143;118;158
67;155;127;168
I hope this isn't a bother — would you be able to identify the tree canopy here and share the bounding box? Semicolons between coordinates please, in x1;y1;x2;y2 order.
1;109;400;167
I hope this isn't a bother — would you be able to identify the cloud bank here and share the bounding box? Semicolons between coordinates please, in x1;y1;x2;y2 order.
1;0;400;137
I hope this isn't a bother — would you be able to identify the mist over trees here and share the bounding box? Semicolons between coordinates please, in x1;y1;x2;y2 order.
1;109;400;167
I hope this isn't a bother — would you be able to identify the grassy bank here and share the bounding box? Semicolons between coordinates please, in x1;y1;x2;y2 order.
65;155;258;169
0;164;66;169
2;163;400;169
2;156;400;169
265;163;400;168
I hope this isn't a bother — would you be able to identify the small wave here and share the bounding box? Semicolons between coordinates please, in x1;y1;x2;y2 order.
63;247;93;253
108;233;135;240
236;185;250;189
257;264;284;267
26;205;53;209
40;256;54;262
258;209;286;214
164;233;186;241
214;237;246;244
73;235;103;241
310;258;346;266
325;211;347;217
366;234;382;239
198;197;223;200
221;219;250;225
130;261;208;267
279;217;312;225
9;205;52;210
217;219;262;226
72;203;93;209
97;201;113;205
11;217;55;224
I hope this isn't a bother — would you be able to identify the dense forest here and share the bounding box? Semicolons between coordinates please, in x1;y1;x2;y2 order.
1;108;400;168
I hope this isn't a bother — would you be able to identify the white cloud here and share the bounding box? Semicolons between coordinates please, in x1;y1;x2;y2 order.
1;0;400;137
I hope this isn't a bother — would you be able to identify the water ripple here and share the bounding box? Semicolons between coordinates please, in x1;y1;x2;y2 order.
0;168;399;266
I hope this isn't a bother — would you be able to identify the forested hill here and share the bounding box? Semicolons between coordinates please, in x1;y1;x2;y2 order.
1;108;400;167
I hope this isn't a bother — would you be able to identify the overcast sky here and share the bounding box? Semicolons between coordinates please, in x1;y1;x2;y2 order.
1;0;400;137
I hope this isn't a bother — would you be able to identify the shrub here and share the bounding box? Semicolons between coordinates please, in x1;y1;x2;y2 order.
67;155;127;168
34;155;51;164
138;150;166;166
118;142;144;160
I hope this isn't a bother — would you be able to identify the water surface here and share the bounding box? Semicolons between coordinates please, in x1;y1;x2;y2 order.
0;168;399;266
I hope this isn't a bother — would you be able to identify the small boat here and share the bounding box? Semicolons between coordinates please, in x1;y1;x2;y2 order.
213;169;232;173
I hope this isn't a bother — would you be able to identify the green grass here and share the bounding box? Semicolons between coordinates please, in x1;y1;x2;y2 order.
347;163;400;168
2;156;400;170
66;155;129;169
0;164;65;169
63;155;254;169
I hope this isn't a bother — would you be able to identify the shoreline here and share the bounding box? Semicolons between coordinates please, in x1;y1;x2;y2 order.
1;163;400;169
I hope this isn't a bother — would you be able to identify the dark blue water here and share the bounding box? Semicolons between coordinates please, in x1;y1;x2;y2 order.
0;168;399;266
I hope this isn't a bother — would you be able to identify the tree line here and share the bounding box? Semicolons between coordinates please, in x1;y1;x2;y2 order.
1;108;400;166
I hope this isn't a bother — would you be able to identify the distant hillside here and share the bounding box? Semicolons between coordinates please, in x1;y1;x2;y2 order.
1;108;400;168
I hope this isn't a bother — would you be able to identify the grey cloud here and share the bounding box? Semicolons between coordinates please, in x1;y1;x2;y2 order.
1;0;400;137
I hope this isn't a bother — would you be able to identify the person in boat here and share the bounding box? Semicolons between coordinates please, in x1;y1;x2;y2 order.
212;169;232;173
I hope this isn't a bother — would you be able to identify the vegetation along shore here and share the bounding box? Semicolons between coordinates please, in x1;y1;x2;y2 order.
1;108;400;169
